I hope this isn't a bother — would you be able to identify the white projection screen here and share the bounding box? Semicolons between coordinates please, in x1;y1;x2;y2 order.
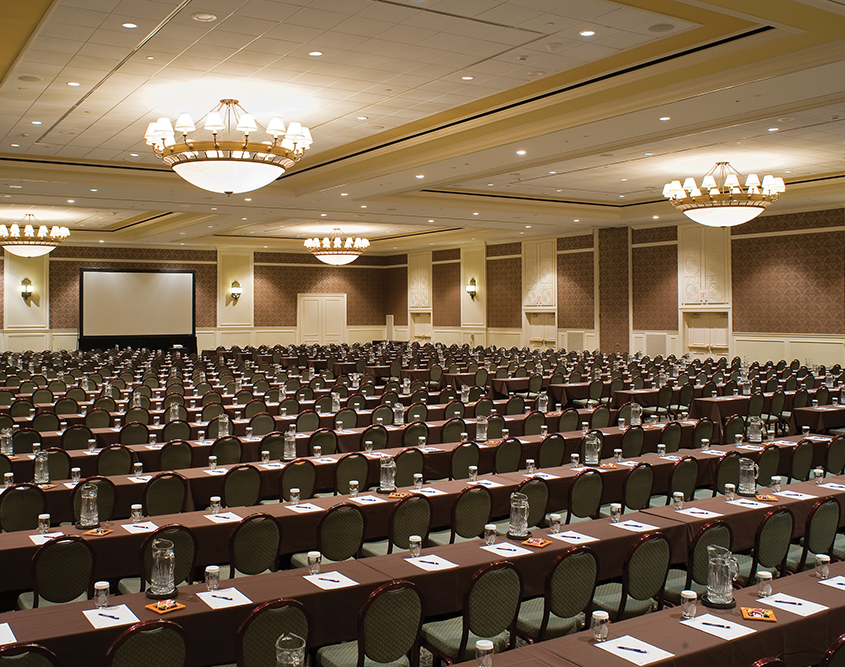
80;270;195;337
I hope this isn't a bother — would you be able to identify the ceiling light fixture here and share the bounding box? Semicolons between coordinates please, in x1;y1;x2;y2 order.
579;30;595;36
0;213;70;257
309;51;323;56
304;228;370;265
144;98;313;195
663;161;786;227
67;82;80;87
122;22;137;28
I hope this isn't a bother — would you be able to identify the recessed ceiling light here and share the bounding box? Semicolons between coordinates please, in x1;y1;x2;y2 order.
619;195;625;198
549;171;556;174
574;219;579;222
309;51;323;57
67;199;75;203
643;152;653;156
361;205;367;208
357;117;368;121
652;215;660;219
556;189;562;192
130;153;139;157
415;174;424;179
341;193;348;196
621;178;627;182
659;116;670;121
241;217;247;220
519;232;524;235
516;150;526;155
211;207;217;210
461;76;474;81
191;12;217;22
428;219;434;223
473;212;479;216
579;30;595;37
31;121;42;125
122;22;137;28
9;185;22;189
784;170;792;174
99;240;104;243
487;183;494;186
320;213;327;217
90;189;97;192
10;144;19;147
525;225;531;228
67;82;80;87
244;198;251;201
146;56;154;60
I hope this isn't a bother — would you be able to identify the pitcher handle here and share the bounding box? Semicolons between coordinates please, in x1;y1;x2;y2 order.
753;462;759;480
728;556;739;581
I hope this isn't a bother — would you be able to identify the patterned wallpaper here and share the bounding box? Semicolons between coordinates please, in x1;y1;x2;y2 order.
383;254;408;266
432;249;460;262
598;228;629;352
253;264;386;327
632;226;678;244
487;257;522;328
557;234;594;251
486;242;522;257
49;260;217;329
731;208;843;236
50;247;216;262
253;252;392;266
632;245;678;331
557;251;594;329
433;261;461;327
732;230;845;334
385;266;408;326
0;258;4;330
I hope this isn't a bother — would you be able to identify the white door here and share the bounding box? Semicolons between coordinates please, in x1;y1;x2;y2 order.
526;312;556;349
410;312;431;342
685;311;729;355
297;294;347;344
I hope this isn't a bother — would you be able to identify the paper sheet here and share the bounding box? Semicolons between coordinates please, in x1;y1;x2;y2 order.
304;571;359;590
595;635;674;666
121;521;159;534
761;592;828;617
29;531;63;545
468;479;504;488
0;623;16;646
611;519;658;533
197;587;253;609
83;604;140;629
287;503;324;513
405;555;459;571
350;495;386;505
481;543;532;557
413;487;447;497
260;462;284;470
203;467;228;475
550;530;599;545
128;475;152;484
775;490;816;500
205;511;241;524
728;499;770;510
525;471;559;480
676;508;723;519
681;613;755;640
819;575;845;591
820;482;845;491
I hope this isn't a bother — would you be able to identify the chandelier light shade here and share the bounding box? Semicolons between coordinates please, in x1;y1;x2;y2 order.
0;214;70;257
144;99;313;195
304;228;370;265
663;161;786;227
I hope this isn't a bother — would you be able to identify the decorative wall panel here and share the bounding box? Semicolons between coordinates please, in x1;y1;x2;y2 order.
632;226;677;244
385;267;408;326
632;245;678;331
487;257;522;328
598;228;629;353
523;240;556;308
433;262;461;327
487;243;521;257
557;235;593;251
557;251;594;329
732;230;844;334
731;208;843;236
408;253;432;310
680;226;728;305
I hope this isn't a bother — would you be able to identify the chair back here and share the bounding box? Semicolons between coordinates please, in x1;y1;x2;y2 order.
558;408;579;432
318;503;366;562
143;473;188;516
72;476;116;523
98;444;134;476
617;532;671;620
139;525;198;591
523;410;544;436
309;428;337;456
32;535;95;607
335;453;369;495
105;619;187;667
621;426;644;458
441;417;467;443
495;438;521;473
85;408;111;429
713;452;741;495
538;434;565;468
517;477;549;528
790;439;814;482
795;498;840;571
119;422;149;445
756;445;781;487
229;514;281;577
395;448;425;487
222;464;263;508
688;520;733;587
753;508;794;576
566;469;602;524
451;486;492;542
543;547;598;638
334;408;358;430
463;562;522;655
360;424;388;450
249;413;275;437
0;643;61;666
296;410;320;433
723;414;745;444
623;463;653;512
237;599;310;667
280;459;316;501
450;441;480;479
827;436;845;476
387;495;433;552
359;581;424;666
211;436;242;465
669;457;699;501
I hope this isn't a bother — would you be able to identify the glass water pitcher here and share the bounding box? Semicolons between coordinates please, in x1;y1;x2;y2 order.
79;482;99;529
507;492;530;538
148;537;176;599
583;432;601;466
738;457;759;495
705;544;738;607
379;455;396;492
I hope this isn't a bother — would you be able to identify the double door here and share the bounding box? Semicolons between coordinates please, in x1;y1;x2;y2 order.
298;294;346;344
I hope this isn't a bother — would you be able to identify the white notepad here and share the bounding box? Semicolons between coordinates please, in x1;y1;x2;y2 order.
0;623;15;646
550;530;599;545
819;575;845;591
304;571;359;590
775;490;816;500
611;519;658;533
287;503;324;513
761;592;828;617
350;495;385;505
413;486;447;497
728;499;770;510
682;613;755;640
122;521;158;534
197;587;253;609
205;511;241;524
29;532;63;545
595;635;674;666
128;475;152;484
83;604;140;629
676;508;723;519
468;479;503;488
481;543;532;557
405;555;459;571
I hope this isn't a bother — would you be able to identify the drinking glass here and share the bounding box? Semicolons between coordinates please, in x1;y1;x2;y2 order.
261;450;271;465
210;495;222;515
417;436;426;448
3;472;12;488
289;487;300;507
205;565;220;591
365;440;374;453
581;421;589;434
94;581;109;609
756;571;772;597
771;476;781;493
198;430;205;442
735;433;743;446
114;418;121;429
814;467;826;484
501;428;509;440
525;459;535;474
131;504;143;523
134;462;143;476
609;503;622;523
408;535;421;558
540;425;548;438
348;479;359;497
701;438;710;452
680;590;697;619
657;443;666;457
313;445;322;458
591;610;609;642
618;418;626;429
816;554;831;580
484;524;497;545
71;467;81;483
813;400;819;408
613;448;622;462
475;639;494;667
87;438;97;453
468;465;478;482
37;513;50;535
802;426;811;437
570;453;580;467
208;455;217;471
413;473;423;490
307;551;321;575
246;427;253;439
275;633;305;667
549;513;561;534
672;491;684;511
460;432;468;442
724;483;736;501
149;434;157;447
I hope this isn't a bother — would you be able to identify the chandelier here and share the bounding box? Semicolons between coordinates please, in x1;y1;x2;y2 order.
663;162;786;227
144;99;313;195
0;214;70;257
304;228;370;265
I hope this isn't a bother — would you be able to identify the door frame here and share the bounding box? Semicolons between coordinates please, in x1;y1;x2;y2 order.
296;293;347;345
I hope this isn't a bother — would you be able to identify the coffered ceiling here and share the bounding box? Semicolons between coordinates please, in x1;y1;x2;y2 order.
1;0;845;253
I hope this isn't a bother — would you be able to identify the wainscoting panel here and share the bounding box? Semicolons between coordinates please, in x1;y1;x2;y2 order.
488;328;522;348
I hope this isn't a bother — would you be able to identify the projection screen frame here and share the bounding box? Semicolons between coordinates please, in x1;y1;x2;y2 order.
78;268;197;352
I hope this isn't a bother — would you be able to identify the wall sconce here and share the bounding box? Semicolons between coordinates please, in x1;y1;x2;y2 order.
230;280;242;301
20;278;33;302
465;277;477;301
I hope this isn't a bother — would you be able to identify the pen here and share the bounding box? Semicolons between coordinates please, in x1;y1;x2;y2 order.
617;646;648;654
317;577;340;583
686;510;709;515
211;594;232;600
626;523;643;528
495;546;517;551
776;599;802;605
702;621;730;629
418;559;439;565
99;613;120;620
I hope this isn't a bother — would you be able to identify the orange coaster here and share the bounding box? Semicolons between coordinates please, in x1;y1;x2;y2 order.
522;537;551;548
388;492;409;498
145;600;185;615
37;484;55;490
741;607;777;622
756;494;778;501
84;528;112;536
600;463;617;469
